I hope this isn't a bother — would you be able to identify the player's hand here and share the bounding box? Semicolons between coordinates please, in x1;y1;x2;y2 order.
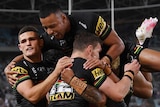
61;68;75;84
4;61;18;86
83;56;110;70
83;57;103;69
54;56;73;74
124;59;140;75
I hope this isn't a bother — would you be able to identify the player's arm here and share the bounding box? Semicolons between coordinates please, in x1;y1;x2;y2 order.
16;56;72;104
94;15;124;64
102;29;125;63
61;68;106;107
4;54;23;85
99;59;140;102
16;71;60;104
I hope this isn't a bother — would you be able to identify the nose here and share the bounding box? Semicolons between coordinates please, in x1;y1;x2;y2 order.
26;40;31;45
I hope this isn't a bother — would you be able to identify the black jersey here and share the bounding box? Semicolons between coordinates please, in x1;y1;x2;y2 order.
48;58;106;107
41;12;112;66
11;59;54;107
73;58;127;107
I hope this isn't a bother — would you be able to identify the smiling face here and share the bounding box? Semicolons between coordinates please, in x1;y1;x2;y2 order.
18;31;43;60
40;13;69;40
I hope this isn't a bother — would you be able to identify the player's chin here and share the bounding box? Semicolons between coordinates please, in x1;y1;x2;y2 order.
26;51;35;56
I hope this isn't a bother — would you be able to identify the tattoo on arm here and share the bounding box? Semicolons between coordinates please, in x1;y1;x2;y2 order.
69;76;106;107
81;85;106;107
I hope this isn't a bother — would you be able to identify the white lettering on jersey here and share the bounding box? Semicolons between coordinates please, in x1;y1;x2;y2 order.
49;80;75;101
79;21;87;29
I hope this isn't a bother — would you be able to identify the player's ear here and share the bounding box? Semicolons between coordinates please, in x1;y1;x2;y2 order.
86;45;93;56
61;13;67;23
18;44;22;52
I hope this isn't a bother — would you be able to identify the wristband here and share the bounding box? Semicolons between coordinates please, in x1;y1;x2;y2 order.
125;70;134;76
69;76;87;95
124;75;133;81
105;54;112;63
124;71;134;81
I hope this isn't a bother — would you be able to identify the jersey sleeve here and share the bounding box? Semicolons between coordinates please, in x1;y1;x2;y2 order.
11;64;30;89
87;68;107;88
72;12;112;41
94;16;112;40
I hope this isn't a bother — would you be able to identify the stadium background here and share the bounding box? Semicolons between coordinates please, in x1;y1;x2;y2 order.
0;0;160;106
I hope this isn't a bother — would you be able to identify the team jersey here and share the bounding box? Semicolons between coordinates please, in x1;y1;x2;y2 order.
74;58;128;107
11;59;54;107
48;58;106;107
40;12;134;106
41;12;112;66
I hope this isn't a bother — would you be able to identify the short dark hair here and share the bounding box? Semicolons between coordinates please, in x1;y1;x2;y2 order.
18;26;39;36
39;3;62;18
73;31;102;51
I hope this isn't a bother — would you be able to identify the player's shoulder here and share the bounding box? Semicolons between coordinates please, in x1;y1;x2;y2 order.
15;59;25;66
15;59;30;70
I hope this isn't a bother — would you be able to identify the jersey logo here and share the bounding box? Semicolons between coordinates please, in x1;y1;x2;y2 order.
11;66;28;74
59;40;67;46
95;16;106;36
49;92;75;101
49;80;75;101
91;68;105;80
79;21;87;29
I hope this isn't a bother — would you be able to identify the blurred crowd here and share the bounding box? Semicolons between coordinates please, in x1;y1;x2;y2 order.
0;28;18;47
0;56;17;107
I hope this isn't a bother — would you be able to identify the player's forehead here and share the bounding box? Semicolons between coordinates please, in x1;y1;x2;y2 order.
19;31;38;40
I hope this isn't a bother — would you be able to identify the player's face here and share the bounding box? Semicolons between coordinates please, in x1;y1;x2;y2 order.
40;13;67;40
91;43;102;59
18;32;42;58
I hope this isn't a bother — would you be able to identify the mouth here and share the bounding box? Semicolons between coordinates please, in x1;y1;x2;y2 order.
26;47;33;51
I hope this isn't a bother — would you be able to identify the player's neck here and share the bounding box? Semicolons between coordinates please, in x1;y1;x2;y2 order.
24;54;42;63
71;51;87;60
